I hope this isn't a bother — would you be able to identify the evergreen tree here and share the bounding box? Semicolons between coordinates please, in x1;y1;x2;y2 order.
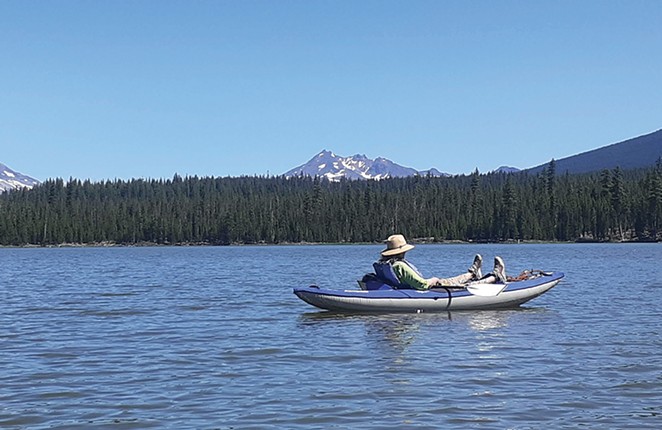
0;165;660;246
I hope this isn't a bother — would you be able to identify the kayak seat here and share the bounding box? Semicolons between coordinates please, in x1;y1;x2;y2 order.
372;262;410;289
358;273;392;290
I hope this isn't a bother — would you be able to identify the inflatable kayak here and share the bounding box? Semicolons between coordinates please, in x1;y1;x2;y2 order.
293;271;564;313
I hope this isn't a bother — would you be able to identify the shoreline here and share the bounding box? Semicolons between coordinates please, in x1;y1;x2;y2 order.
0;238;658;249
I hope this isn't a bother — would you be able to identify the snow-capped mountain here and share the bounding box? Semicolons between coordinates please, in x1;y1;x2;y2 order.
284;150;449;181
0;163;40;192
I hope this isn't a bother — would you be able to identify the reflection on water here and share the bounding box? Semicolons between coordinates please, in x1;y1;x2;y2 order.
299;309;514;351
299;307;550;334
299;307;559;368
362;315;423;358
450;310;509;331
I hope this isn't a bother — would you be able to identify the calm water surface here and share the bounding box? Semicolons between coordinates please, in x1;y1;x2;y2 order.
1;243;661;429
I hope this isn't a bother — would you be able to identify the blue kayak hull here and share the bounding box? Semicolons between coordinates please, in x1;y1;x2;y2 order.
293;272;564;313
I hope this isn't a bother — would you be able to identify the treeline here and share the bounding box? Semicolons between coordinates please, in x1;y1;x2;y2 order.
1;161;661;246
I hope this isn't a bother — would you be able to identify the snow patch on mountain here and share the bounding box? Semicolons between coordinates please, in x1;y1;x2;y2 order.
0;163;40;192
284;150;449;181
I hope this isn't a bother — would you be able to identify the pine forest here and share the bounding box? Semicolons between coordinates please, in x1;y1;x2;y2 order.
1;161;661;246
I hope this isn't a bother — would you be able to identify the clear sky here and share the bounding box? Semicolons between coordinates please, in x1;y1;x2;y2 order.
2;0;661;181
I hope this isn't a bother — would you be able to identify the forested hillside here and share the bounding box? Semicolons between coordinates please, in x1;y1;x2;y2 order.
1;161;661;246
526;128;662;175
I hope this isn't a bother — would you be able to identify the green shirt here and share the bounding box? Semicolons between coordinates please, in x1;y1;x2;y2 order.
392;260;429;290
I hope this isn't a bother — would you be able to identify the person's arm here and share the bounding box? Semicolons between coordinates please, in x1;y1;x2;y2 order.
392;261;438;290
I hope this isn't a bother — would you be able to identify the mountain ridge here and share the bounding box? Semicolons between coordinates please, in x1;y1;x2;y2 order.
4;128;661;187
283;150;450;181
285;129;662;181
0;163;40;192
526;128;662;175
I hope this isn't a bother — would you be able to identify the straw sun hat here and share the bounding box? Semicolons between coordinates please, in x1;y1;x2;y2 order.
381;234;415;257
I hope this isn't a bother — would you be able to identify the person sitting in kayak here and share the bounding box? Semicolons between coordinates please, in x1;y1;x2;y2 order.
378;234;507;290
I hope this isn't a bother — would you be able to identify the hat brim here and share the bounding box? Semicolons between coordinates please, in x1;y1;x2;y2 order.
381;243;415;257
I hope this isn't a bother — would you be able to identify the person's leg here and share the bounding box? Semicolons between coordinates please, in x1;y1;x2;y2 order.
469;274;496;284
437;254;485;286
436;272;474;286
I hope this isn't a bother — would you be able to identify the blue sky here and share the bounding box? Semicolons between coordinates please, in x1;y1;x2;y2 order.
2;0;661;181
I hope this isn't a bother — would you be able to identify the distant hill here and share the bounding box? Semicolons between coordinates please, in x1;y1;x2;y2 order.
526;129;662;175
492;166;521;174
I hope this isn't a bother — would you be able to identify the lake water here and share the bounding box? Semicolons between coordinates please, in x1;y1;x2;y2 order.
1;243;661;429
